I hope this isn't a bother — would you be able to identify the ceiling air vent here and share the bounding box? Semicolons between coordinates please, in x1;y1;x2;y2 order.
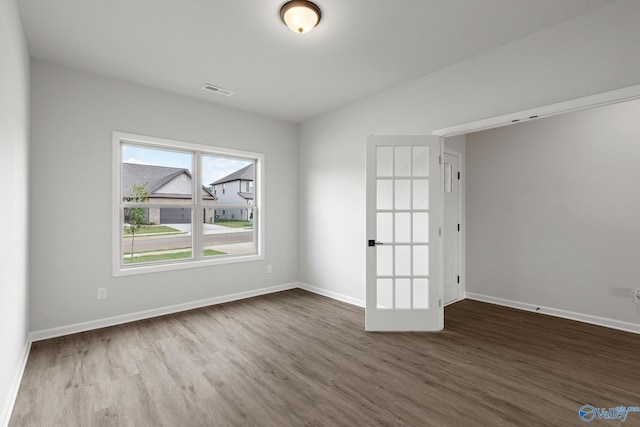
203;83;234;96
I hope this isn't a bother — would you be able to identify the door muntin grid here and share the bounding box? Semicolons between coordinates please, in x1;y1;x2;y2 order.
375;145;430;310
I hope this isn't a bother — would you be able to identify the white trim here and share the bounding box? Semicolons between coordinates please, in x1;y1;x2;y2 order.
112;132;121;276
443;147;464;303
444;297;464;307
31;283;298;342
466;292;640;335
0;340;31;427
433;84;640;137
298;282;365;307
114;131;260;160
112;131;265;277
113;253;266;277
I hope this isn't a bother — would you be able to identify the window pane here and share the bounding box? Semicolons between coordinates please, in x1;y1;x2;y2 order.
413;212;429;243
395;212;410;243
395;278;411;309
121;144;193;205
377;146;393;177
412;146;429;177
413;279;429;309
202;155;254;218
413;245;429;276
377;279;393;309
203;210;256;257
413;179;429;210
377;179;393;210
377;212;393;243
395;245;411;276
394;180;411;210
377;246;393;276
122;208;192;265
202;155;256;258
394;146;411;177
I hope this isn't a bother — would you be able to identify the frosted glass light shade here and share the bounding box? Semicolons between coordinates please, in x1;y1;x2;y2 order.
280;1;321;34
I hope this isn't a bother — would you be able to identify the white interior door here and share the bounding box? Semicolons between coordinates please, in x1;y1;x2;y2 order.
443;151;461;304
365;135;443;331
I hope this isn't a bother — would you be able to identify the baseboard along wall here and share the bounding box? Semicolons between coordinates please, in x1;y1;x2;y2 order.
1;340;31;427
30;282;299;342
297;282;365;307
466;292;640;335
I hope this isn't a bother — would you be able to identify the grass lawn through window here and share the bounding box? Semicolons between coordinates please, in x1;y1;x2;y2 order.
215;220;253;229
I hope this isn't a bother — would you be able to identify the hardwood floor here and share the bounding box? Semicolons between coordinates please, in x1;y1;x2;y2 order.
10;289;640;426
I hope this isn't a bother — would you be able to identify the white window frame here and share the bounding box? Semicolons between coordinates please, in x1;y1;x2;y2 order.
112;131;265;277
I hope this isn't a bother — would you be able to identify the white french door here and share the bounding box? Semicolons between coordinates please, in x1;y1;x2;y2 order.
365;135;443;331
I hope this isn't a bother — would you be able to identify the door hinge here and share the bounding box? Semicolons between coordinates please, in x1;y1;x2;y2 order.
458;171;460;180
457;223;460;232
457;275;460;284
439;155;441;165
439;299;442;308
438;227;441;237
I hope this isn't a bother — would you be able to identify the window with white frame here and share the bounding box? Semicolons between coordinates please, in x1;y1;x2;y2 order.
113;132;263;276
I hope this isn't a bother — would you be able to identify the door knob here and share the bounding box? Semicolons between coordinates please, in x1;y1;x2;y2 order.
368;240;383;247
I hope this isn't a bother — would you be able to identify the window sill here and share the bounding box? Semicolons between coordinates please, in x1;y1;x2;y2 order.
113;253;265;277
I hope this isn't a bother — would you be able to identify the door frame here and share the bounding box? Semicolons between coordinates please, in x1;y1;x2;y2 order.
432;85;640;309
443;147;464;305
432;84;640;137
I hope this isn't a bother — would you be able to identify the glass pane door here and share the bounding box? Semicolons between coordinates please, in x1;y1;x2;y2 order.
366;135;443;331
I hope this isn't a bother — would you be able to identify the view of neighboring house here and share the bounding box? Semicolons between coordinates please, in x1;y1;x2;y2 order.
210;163;254;221
122;163;216;224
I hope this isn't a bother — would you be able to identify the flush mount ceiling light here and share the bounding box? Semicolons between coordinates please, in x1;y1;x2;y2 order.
280;0;321;34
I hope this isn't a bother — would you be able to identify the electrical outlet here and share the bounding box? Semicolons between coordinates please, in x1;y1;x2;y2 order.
267;264;272;274
97;288;107;300
634;289;640;304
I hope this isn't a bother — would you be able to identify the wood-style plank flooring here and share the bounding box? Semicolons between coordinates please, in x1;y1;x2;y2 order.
10;289;640;426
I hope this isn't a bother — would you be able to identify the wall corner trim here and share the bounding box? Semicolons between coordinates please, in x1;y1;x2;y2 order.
1;338;31;427
298;282;365;307
465;292;640;335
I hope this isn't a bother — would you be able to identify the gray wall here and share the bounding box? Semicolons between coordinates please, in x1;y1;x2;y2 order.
0;0;30;422
466;99;640;324
298;1;640;310
30;60;298;332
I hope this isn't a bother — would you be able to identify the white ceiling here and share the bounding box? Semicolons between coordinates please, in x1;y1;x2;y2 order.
18;0;613;123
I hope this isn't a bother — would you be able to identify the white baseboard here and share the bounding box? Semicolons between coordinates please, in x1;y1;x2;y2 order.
31;283;299;342
298;282;365;307
466;292;640;335
1;339;31;427
444;297;464;307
